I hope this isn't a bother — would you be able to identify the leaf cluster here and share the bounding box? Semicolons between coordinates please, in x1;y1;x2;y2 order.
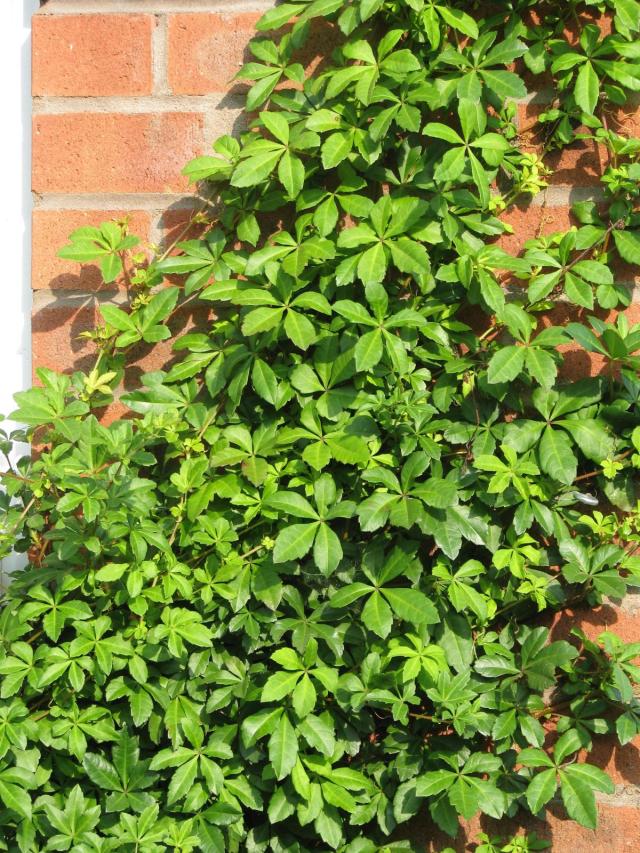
1;1;640;850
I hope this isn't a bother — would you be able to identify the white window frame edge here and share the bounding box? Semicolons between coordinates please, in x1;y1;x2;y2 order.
0;0;39;578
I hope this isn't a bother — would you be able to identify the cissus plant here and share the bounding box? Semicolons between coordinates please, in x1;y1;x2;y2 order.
2;0;640;850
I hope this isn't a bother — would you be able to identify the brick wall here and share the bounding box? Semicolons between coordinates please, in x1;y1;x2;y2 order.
30;1;640;849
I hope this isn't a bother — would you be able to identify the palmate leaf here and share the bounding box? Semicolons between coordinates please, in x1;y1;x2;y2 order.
559;764;614;829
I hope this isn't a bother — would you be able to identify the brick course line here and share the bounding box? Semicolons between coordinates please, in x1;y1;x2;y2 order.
38;0;275;14
32;290;130;310
597;789;640;807
32;186;594;212
33;193;201;211
152;14;170;95
32;94;237;114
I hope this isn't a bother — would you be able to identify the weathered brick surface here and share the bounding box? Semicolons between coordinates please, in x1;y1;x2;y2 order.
167;12;340;95
167;12;261;94
32;14;154;96
33;113;204;194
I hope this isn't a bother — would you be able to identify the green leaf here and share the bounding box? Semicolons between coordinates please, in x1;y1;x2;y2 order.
526;768;557;813
525;347;557;387
389;238;430;275
83;754;121;791
539;427;577;485
480;69;526;99
298;715;335;757
261;670;301;702
0;781;31;819
413;478;458;509
269;713;298;780
322;132;353;169
313;523;343;574
100;253;123;284
273;523;318;563
355;330;384;371
437;5;479;38
330;583;373;608
242;306;283;336
278;151;305;197
232;147;283;187
266;492;318;519
574;61;599;114
558;766;602;829
487;346;526;384
382;587;440;625
447;777;479;820
292;673;317;717
168;757;198;804
357;243;387;284
565;273;594;309
361;590;394;638
284;309;316;350
613;229;640;264
416;769;455;797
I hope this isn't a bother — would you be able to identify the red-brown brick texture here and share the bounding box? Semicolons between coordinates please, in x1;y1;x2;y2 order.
31;1;640;849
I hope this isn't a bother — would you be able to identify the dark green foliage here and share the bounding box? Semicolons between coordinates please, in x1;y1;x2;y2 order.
1;1;640;850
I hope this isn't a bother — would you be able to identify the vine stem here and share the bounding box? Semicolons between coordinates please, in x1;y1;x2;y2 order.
573;449;633;483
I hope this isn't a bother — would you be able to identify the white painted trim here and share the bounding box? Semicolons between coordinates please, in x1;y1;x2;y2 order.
0;0;38;578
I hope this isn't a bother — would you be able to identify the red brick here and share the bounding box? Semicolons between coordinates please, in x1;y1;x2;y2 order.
32;210;151;291
498;204;574;256
583;735;640;787
32;14;153;97
618;101;640;132
549;602;640;646
168;12;261;95
94;398;136;427
167;13;339;96
519;103;609;186
33;113;204;194
157;207;211;252
32;298;214;381
32;301;99;378
523;9;612;43
402;802;640;851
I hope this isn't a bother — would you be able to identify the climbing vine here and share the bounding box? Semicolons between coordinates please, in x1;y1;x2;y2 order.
1;1;640;850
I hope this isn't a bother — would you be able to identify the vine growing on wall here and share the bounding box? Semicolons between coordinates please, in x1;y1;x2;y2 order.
1;1;640;850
